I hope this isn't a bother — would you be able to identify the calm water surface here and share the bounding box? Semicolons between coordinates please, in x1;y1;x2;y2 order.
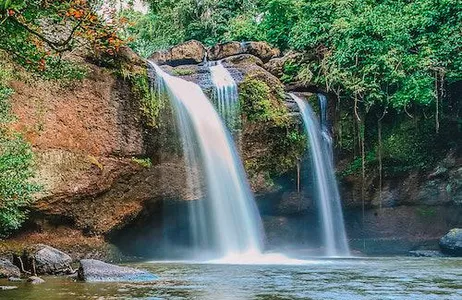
1;257;461;299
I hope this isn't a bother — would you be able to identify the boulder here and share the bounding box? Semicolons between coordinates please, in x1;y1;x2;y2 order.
265;51;303;78
440;228;462;256
13;244;72;275
208;41;279;63
150;40;206;66
34;244;73;275
208;42;243;61
27;276;45;285
78;259;157;282
221;54;264;67
242;41;280;62
0;259;20;278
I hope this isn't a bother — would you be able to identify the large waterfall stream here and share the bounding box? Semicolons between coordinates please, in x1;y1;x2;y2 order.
291;93;350;256
149;61;263;260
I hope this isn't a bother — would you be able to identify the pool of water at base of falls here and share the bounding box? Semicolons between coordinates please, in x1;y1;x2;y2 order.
1;256;462;300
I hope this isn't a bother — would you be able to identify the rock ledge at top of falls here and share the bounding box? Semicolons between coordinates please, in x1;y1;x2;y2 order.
149;40;280;66
208;41;280;62
150;40;207;66
78;259;157;282
439;228;462;256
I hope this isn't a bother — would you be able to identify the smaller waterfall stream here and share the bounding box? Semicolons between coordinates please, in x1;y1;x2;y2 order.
291;93;350;256
149;61;263;260
209;62;240;131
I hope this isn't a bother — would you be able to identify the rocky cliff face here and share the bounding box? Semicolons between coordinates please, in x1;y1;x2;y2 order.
3;40;462;258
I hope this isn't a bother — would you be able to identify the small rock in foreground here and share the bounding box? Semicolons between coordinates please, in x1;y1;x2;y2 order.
78;259;157;282
28;276;45;285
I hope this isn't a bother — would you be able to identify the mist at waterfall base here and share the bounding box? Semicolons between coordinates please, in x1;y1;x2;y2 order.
114;62;349;264
291;93;350;257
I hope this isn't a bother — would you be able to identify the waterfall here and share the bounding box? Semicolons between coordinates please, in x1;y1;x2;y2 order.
290;93;350;257
149;61;263;260
209;62;240;131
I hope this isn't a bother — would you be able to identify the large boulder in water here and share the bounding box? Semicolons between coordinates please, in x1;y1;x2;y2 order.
13;244;72;275
78;259;157;282
0;259;20;278
150;40;206;66
439;228;462;256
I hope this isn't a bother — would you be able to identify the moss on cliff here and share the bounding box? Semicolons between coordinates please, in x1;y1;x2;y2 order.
239;76;306;187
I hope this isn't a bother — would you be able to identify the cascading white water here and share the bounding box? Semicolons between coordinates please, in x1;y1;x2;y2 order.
290;93;350;256
209;62;240;131
149;61;263;260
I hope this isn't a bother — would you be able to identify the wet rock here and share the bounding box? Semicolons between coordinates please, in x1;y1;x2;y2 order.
0;259;20;278
408;250;446;257
440;228;462;256
0;286;18;290
78;259;157;282
150;40;206;66
28;276;45;285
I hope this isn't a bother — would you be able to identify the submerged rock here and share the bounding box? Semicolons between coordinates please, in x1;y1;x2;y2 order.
440;228;462;256
8;277;22;282
0;286;18;290
408;250;446;257
27;276;45;285
0;259;20;278
78;259;157;282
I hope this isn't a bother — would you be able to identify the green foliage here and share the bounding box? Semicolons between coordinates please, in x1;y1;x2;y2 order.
39;57;87;83
1;0;123;72
121;0;258;55
381;118;438;175
340;150;376;178
126;0;460;112
0;64;39;238
131;157;152;168
239;77;306;177
171;68;195;76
